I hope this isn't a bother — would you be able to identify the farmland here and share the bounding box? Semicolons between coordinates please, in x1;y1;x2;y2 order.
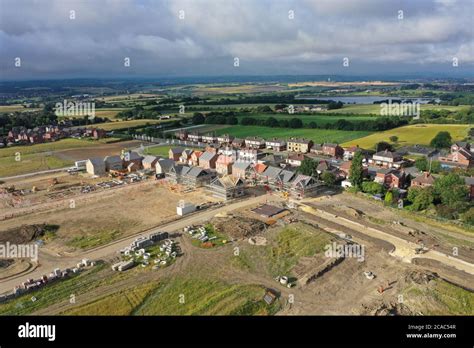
236;113;376;126
341;124;470;148
215;125;372;144
86;119;166;131
322;104;471;115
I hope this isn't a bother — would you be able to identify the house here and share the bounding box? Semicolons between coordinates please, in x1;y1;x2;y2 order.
92;128;106;139
451;142;470;153
438;146;473;169
238;148;262;163
287;138;313;153
181;166;215;187
265;138;286;151
169;147;184;161
253;163;268;176
286;154;306;167
199;151;218;169
259;153;286;167
397;145;437;158
369;150;404;168
122;151;142;169
260;166;283;184
179;149;194;164
175;130;188;140
217;134;234;145
155;158;176;174
275;170;296;190
202;134;216;143
142;155;159;170
86;158;106;176
127;162;140;172
310;144;324;155
245;136;265;149
343;146;361;160
411;172;436;187
316;160;332;174
374;168;407;189
190;151;203;166
290;175;321;198
188;133;202;143
464;177;474;200
232;138;245;148
322;143;344;158
232;161;253;179
104;155;123;171
216;155;234;175
208;176;245;201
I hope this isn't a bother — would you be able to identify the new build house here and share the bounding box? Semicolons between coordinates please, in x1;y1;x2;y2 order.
208;175;245;201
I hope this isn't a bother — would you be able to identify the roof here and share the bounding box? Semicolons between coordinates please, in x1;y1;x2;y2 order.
233;161;252;170
199;151;218;162
184;166;208;178
317;160;331;171
155;158;175;171
266;138;286;144
291;174;316;188
211;175;244;188
253;163;268;174
124;151;142;161
278;170;295;183
323;143;339;148
464;177;474;186
312;144;323;150
344;146;360;152
104;155;122;164
288;154;306;161
374;150;399;158
87;157;104;167
288;138;311;144
192;151;203;158
142;155;158;164
412;172;436;185
262;166;282;179
169;147;184;154
245;136;265;142
182;149;194;156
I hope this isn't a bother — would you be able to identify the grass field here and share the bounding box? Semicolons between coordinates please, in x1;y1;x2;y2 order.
341;124;470;149
88;119;166;131
237;113;376;125
323;104;470;115
0;154;72;177
267;223;334;276
0;105;41;113
134;277;279;315
215;125;372;144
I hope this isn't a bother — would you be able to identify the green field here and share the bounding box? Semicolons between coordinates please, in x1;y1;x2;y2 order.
237;113;376;125
215;125;372;144
323;104;470;115
0;154;72;177
341;124;470;149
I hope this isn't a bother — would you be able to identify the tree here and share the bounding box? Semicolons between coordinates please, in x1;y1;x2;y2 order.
430;131;452;149
298;158;317;176
361;181;384;195
433;173;469;211
461;208;474;225
375;141;393;152
384;190;393;205
321;172;336;186
289;118;303;129
389;136;399;143
415;157;428;171
407;187;434;211
264;117;279;128
349;151;364;188
192;112;205;124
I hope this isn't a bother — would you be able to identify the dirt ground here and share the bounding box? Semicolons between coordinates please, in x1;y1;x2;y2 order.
53;140;145;162
0;182;216;254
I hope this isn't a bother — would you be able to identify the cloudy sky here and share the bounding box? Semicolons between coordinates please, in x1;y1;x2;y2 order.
0;0;473;80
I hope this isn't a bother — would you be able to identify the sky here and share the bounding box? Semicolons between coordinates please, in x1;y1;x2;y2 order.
0;0;473;80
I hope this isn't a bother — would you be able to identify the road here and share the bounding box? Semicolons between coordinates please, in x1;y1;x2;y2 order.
299;203;474;276
0;193;281;294
0;167;69;181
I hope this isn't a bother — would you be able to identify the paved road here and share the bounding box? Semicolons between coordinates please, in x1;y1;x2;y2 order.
0;193;281;294
300;203;474;276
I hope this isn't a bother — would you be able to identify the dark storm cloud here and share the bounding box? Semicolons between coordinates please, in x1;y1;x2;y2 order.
0;0;472;79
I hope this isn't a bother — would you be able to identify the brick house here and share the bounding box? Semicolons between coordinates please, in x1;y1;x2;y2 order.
411;172;436;187
374;168;407;189
216;155;234;175
369;150;404;168
199;151;218;169
322;143;344;158
169;147;184;161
